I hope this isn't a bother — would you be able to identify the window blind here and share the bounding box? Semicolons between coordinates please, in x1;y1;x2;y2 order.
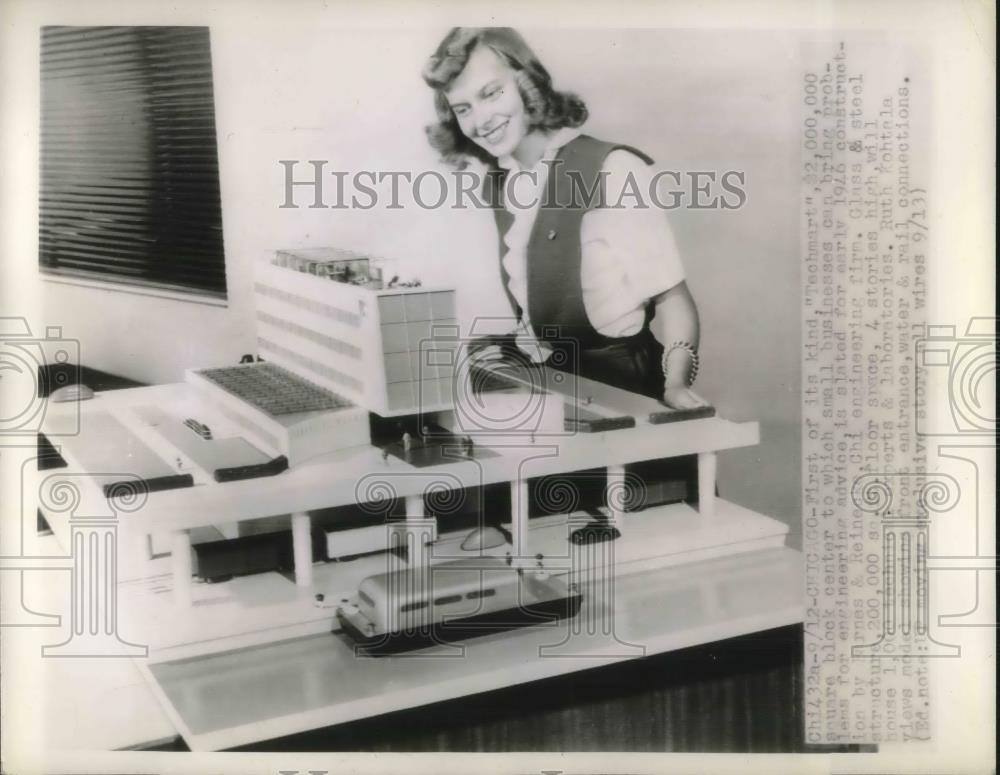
39;26;227;299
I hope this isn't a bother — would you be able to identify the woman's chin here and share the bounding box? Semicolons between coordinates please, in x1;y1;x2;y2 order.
497;142;519;158
474;134;521;160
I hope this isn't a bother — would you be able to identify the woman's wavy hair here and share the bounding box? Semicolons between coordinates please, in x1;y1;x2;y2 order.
422;28;588;168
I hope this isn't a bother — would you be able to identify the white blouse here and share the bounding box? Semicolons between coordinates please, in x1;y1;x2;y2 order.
495;127;686;361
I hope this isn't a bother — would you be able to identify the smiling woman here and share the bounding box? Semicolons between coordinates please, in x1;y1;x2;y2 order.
421;27;705;413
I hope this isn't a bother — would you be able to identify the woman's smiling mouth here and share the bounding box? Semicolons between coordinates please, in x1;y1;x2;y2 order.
479;120;509;145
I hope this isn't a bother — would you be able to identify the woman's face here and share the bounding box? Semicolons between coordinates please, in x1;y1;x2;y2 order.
443;44;529;159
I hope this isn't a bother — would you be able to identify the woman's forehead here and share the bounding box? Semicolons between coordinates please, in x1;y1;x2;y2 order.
444;45;512;101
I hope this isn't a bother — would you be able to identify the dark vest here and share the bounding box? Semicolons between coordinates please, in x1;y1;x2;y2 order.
484;134;666;399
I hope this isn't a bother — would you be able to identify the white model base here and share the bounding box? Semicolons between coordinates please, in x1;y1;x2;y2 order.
522;501;789;577
114;499;788;662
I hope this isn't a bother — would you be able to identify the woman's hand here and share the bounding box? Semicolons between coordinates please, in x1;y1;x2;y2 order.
662;385;709;410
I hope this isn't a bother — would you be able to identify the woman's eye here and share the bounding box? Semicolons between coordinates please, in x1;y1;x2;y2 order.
453;106;469;117
485;87;502;99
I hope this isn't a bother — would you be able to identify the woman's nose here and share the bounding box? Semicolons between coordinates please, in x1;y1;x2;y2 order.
471;102;493;132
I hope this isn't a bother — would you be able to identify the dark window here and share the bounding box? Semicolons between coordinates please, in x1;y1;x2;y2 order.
399;600;427;613
466;588;496;600
433;594;463;606
39;26;227;299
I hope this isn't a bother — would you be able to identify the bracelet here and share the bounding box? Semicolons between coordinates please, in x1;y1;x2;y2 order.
662;341;699;387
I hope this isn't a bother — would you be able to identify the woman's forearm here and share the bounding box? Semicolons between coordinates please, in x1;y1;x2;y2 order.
650;281;700;388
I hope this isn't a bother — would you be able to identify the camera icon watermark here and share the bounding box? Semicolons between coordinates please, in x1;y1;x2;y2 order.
0;317;81;441
915;317;997;437
416;317;581;441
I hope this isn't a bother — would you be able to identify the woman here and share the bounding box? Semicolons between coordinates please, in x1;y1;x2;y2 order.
422;27;707;411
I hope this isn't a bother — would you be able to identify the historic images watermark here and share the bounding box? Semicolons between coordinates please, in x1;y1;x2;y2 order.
829;316;997;743
849;471;962;659
1;456;150;658
1;316;150;656
914;319;996;438
338;467;651;660
277;160;748;211
416;317;583;442
0;317;80;442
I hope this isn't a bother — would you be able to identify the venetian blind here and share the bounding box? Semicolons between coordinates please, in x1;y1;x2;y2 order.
39;26;227;298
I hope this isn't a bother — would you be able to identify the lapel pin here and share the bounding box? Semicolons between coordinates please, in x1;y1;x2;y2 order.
546;229;557;240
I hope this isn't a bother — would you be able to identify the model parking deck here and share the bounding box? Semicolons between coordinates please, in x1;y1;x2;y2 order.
192;362;354;416
186;362;370;466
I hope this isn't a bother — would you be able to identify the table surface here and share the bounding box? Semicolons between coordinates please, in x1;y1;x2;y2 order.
232;622;816;753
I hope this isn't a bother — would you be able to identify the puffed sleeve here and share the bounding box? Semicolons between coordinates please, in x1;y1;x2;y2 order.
579;149;686;336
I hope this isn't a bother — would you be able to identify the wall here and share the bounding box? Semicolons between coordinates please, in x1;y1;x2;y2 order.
31;21;802;539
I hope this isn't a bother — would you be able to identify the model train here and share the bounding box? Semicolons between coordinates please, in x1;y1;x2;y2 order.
335;555;581;656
